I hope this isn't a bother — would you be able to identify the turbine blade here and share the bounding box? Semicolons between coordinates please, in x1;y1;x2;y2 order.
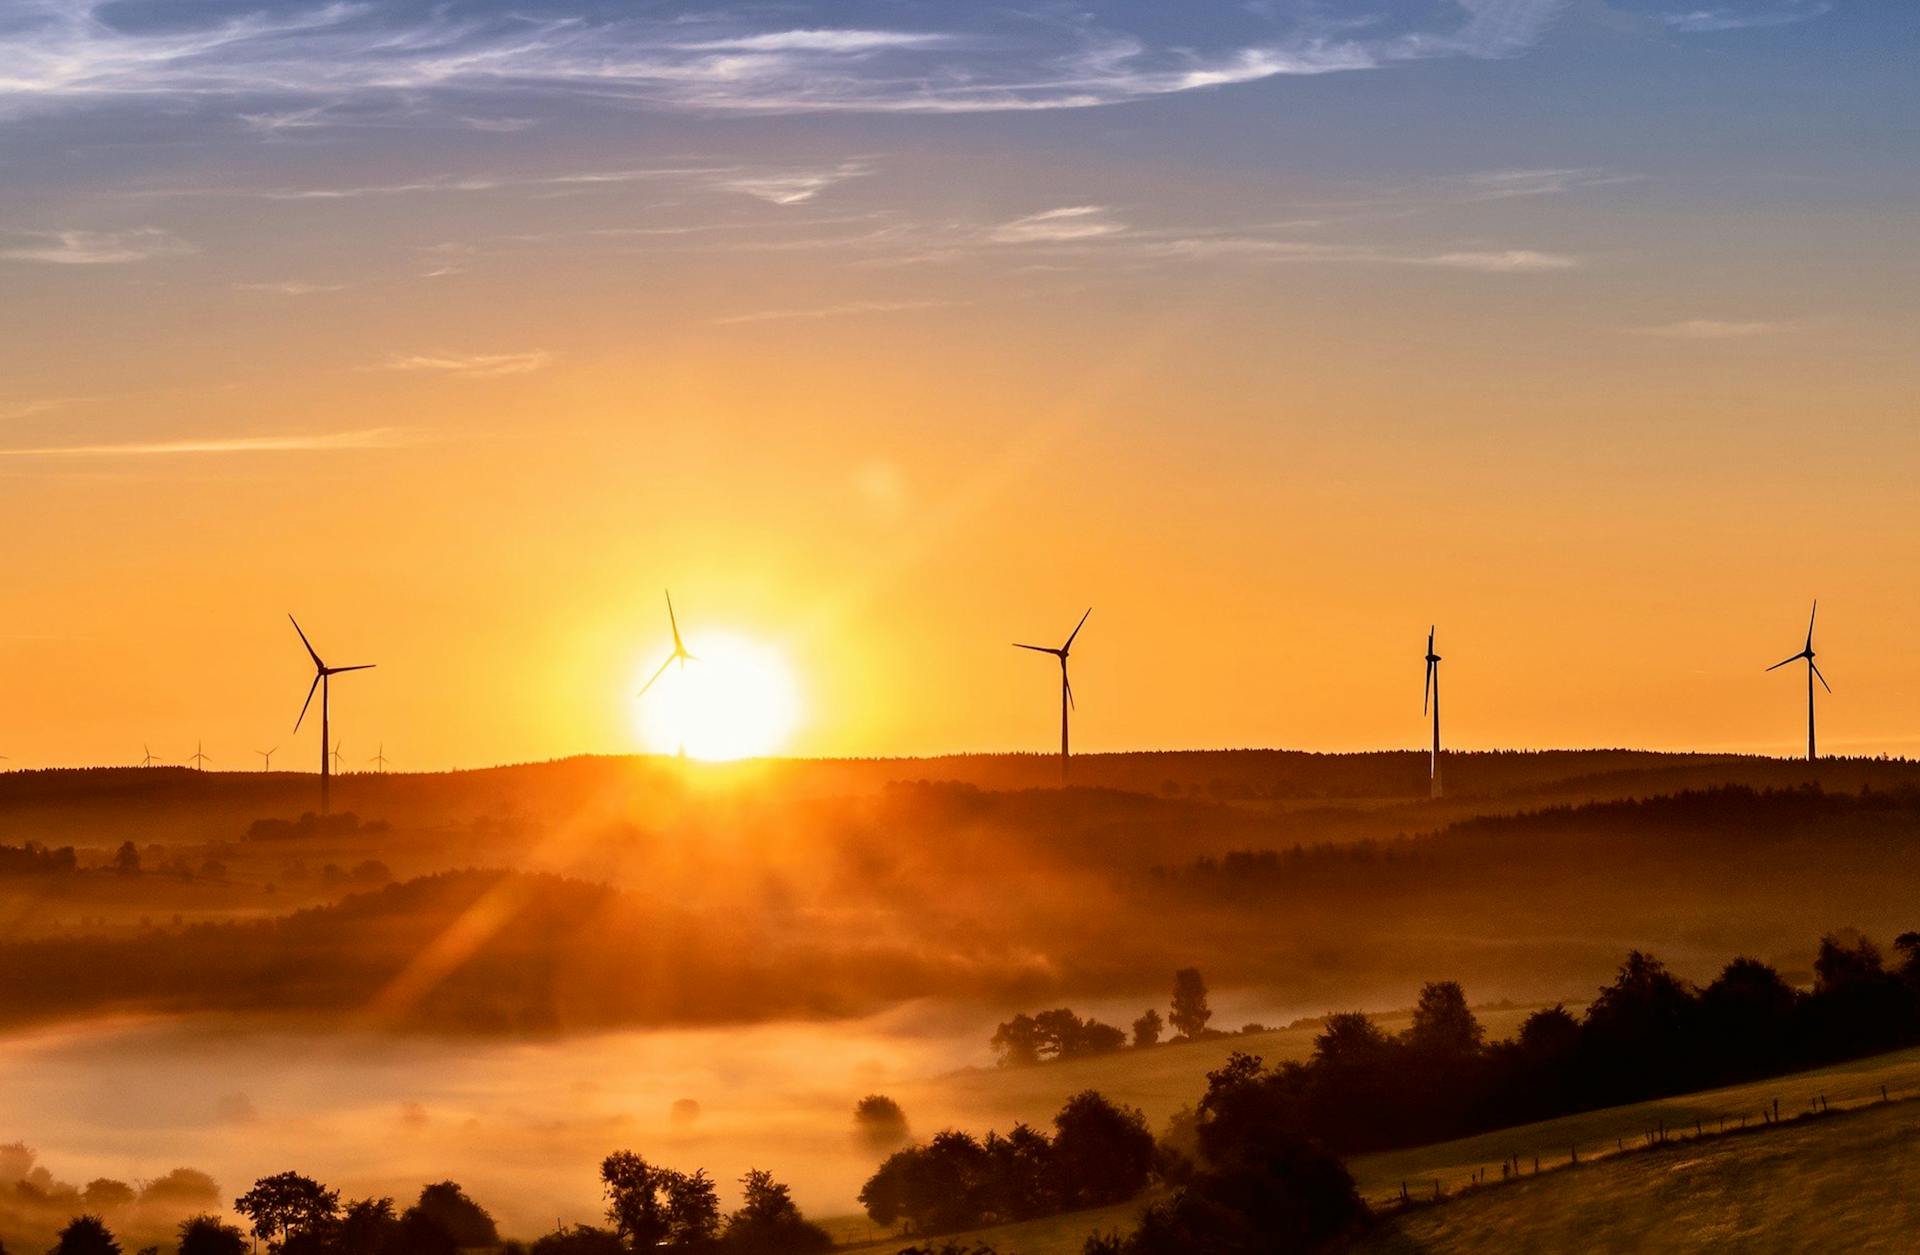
1807;599;1818;649
637;653;674;698
293;673;321;732
1064;667;1076;710
1766;653;1806;672
1013;643;1061;655
329;663;376;674
288;614;324;670
666;590;684;653
1424;659;1433;715
1813;662;1832;693
1063;607;1092;652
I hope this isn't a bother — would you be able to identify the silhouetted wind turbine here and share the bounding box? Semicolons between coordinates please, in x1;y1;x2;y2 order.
256;747;276;771
188;741;210;771
369;744;390;772
141;745;160;768
1767;599;1830;763
1423;626;1443;800
637;591;697;758
290;615;375;814
331;740;345;775
1014;608;1091;784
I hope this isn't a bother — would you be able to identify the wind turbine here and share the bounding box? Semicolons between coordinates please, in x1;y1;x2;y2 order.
1767;599;1830;763
1423;626;1443;799
141;745;160;768
290;615;375;814
369;744;390;772
188;741;210;771
1014;608;1091;784
331;740;345;775
636;591;696;757
256;747;276;771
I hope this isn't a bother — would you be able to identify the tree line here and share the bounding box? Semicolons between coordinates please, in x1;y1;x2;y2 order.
1163;928;1920;1158
991;969;1216;1064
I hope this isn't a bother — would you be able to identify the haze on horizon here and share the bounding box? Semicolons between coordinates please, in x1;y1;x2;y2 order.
3;0;1919;770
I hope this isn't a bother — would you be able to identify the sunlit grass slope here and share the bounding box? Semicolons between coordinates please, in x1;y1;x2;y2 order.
834;1046;1920;1254
1361;1098;1920;1254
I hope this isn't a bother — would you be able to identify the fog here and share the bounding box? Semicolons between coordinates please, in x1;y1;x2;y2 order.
0;1008;986;1239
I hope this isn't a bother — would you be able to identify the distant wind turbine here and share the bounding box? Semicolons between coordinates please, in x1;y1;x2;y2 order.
1014;607;1091;784
331;740;345;775
1767;599;1830;763
637;591;697;758
1423;626;1443;799
290;615;375;813
369;744;390;772
188;741;210;771
257;747;276;771
141;745;160;768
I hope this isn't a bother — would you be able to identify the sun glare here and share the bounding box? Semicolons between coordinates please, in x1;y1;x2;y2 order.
633;630;802;761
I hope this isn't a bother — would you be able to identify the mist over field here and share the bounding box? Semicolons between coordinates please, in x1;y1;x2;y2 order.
7;751;1920;1247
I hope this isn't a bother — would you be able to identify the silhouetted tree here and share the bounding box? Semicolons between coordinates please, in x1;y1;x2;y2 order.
1700;958;1799;1078
113;842;140;877
1131;1010;1163;1048
853;1095;911;1152
408;1181;498;1247
1051;1092;1155;1208
1581;951;1700;1102
177;1215;247;1255
720;1169;831;1254
600;1152;717;1251
50;1216;120;1255
235;1172;341;1252
1406;982;1482;1058
981;1125;1055;1221
990;1014;1042;1067
1170;969;1212;1040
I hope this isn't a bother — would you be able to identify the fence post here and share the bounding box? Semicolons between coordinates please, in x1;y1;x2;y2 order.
1571;1145;1578;1165
1401;1181;1409;1204
1884;1085;1891;1103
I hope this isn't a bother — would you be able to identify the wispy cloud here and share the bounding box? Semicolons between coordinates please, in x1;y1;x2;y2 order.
0;227;191;265
1421;248;1579;272
1663;3;1832;33
378;351;554;378
711;298;961;325
0;427;408;457
1633;318;1782;338
991;207;1129;244
0;2;1575;119
0;396;95;421
233;280;345;295
718;162;871;206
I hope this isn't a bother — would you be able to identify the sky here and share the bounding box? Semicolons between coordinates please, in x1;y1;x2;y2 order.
2;0;1919;768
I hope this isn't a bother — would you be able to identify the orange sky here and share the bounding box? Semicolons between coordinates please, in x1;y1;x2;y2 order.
3;2;1919;769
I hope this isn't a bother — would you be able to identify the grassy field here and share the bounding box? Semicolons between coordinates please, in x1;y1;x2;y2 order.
830;1046;1920;1254
1362;1098;1920;1253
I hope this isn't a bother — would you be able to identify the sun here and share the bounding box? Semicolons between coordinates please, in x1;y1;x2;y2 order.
632;630;802;761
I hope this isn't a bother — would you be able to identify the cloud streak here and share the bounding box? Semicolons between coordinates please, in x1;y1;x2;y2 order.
0;228;192;264
0;427;409;457
0;1;1575;119
1633;318;1782;338
379;351;554;377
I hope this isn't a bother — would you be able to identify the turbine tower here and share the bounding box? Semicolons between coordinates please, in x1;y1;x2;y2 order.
257;747;276;771
188;741;210;771
1014;607;1091;784
637;591;697;758
1423;626;1443;799
290;615;375;813
1767;599;1830;763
